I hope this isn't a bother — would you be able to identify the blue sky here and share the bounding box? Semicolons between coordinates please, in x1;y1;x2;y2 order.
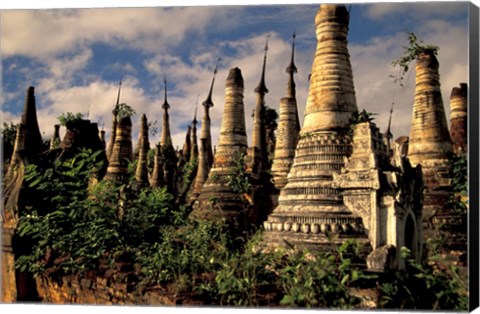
0;1;470;149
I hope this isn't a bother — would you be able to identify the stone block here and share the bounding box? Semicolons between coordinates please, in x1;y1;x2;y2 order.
366;245;397;272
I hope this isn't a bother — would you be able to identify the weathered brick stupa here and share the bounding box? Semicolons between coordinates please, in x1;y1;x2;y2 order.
263;5;368;251
150;144;165;188
104;112;134;183
190;67;248;225
271;32;301;190
406;49;454;236
247;37;270;175
189;64;218;200
2;86;44;302
449;83;468;157
181;125;192;164
134;114;150;188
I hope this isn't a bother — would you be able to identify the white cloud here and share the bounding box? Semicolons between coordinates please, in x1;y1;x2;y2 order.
365;2;467;20
1;6;241;59
1;3;469;155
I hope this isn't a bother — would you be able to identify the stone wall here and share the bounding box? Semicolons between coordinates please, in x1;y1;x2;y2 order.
35;274;176;305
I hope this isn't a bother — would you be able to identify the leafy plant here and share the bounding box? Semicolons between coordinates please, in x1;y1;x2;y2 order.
16;149;117;275
225;152;252;195
348;109;378;136
113;103;136;118
378;247;468;310
391;32;439;87
1;122;18;165
58;112;84;126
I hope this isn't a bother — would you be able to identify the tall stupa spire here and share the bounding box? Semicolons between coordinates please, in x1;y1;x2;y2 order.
190;96;199;161
202;60;220;165
160;76;173;148
271;31;301;190
384;102;394;157
106;78;122;160
190;62;220;200
255;34;270;94
250;35;270;174
191;67;248;223
286;31;298;99
263;5;367;251
407;48;454;239
116;76;122;106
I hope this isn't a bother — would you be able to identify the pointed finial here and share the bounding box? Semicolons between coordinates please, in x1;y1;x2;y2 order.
214;57;221;75
116;76;123;106
255;34;270;94
193;94;199;124
202;58;221;108
287;30;298;74
386;102;394;138
162;75;170;110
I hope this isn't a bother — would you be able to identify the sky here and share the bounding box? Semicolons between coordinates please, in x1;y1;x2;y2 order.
0;0;471;151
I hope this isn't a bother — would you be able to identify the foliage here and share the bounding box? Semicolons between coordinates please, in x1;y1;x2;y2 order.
136;219;234;296
180;158;198;194
1;122;17;164
15;148;176;276
278;240;368;309
113;103;136;118
16;149;116;275
225;152;252;195
348;109;378;136
58;112;84;127
14;145;469;310
378;247;468;310
391;32;439;87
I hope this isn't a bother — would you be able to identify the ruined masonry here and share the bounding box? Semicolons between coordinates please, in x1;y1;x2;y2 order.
271;32;301;190
263;5;369;251
449;83;468;157
104;114;133;183
190;67;248;225
406;50;454;236
333;121;424;268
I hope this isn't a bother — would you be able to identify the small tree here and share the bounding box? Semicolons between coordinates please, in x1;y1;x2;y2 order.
391;32;439;87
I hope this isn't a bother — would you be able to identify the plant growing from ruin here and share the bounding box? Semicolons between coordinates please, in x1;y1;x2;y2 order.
113;103;136;118
225;152;252;206
58;112;84;126
391;32;439;87
348;109;377;136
